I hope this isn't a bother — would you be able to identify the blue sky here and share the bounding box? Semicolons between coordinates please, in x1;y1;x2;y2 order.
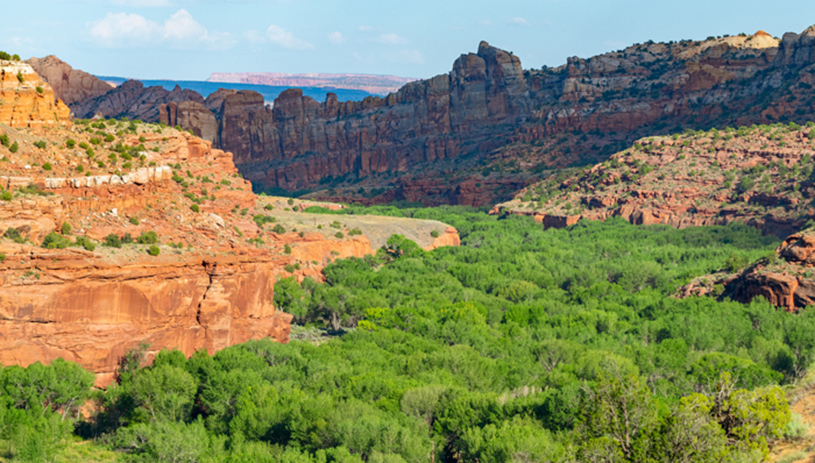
3;0;815;81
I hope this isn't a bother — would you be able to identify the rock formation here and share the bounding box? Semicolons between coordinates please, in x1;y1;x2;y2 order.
494;123;815;238
71;80;204;122
678;229;815;312
0;59;70;128
159;101;219;144
27;55;113;106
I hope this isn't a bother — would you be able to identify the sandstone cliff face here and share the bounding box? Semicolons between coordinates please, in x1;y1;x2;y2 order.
159;100;219;144
679;230;815;312
0;245;292;386
71;80;205;122
225;41;531;195
0;60;70;128
27;55;113;106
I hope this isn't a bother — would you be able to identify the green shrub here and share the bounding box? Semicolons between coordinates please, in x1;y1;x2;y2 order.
4;227;25;244
0;134;8;147
42;162;52;171
335;231;344;239
287;198;295;205
136;231;159;245
61;222;72;235
74;236;96;252
66;139;76;149
348;228;362;236
0;252;5;262
190;204;200;213
147;245;160;256
430;230;440;238
272;224;286;234
104;234;122;248
284;244;292;254
264;204;274;211
9;141;17;153
35;86;43;94
130;216;140;225
1;190;12;201
16;72;23;83
42;232;71;249
33;140;46;149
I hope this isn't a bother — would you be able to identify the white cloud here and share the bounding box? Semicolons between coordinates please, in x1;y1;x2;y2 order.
508;17;529;26
328;31;344;44
88;9;234;49
383;49;424;65
479;20;493;27
377;33;407;45
163;9;209;41
89;12;162;46
266;25;314;50
358;25;373;32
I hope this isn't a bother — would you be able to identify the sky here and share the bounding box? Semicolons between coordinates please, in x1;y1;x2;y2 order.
2;0;815;82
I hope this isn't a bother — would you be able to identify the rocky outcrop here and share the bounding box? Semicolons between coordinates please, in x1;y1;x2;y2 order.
774;26;815;67
159;101;219;144
27;55;113;106
676;229;815;312
719;231;815;312
0;60;70;128
71;80;205;122
0;245;292;386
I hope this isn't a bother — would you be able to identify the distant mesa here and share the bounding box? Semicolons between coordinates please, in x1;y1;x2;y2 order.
207;72;418;96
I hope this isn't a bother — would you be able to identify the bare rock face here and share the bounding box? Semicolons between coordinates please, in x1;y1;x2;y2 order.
27;55;113;106
0;247;292;386
160;101;219;144
222;41;532;192
0;60;71;128
722;231;815;312
72;81;205;122
774;26;815;67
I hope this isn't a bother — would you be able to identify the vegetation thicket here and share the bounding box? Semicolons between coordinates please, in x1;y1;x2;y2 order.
1;207;811;463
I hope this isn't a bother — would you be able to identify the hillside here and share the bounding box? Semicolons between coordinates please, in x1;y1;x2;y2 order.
494;121;815;237
0;58;460;385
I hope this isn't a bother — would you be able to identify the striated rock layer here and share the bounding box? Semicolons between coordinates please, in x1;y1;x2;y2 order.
0;245;292;386
0;60;70;128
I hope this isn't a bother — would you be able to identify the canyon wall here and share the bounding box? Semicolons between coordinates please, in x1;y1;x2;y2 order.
31;26;815;206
